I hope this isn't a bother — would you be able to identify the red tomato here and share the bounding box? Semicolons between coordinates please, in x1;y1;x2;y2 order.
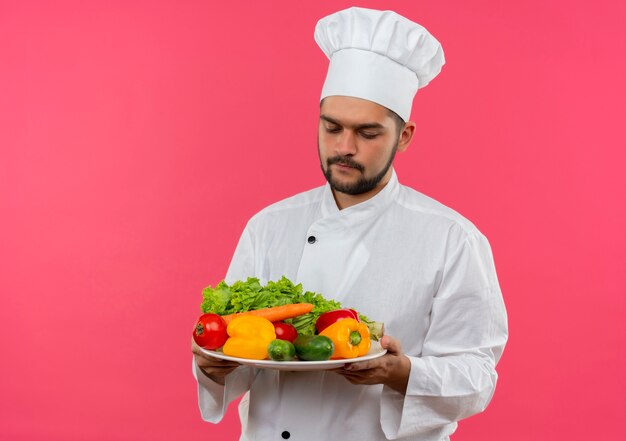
273;322;298;342
193;314;228;350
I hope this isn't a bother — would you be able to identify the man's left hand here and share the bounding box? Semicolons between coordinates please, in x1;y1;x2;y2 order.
332;334;411;395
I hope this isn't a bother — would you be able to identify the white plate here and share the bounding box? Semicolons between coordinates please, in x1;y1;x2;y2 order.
200;340;386;371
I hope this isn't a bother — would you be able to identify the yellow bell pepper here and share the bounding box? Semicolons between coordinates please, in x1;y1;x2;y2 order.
319;318;371;359
222;315;276;360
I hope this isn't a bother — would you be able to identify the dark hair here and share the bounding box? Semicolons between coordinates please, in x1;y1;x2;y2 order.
387;108;406;137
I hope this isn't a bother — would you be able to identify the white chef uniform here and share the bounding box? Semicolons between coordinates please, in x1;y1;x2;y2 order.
194;170;508;440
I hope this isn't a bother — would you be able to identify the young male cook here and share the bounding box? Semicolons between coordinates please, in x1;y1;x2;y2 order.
192;7;508;440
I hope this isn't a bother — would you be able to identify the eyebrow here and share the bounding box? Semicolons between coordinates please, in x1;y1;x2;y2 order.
320;114;386;131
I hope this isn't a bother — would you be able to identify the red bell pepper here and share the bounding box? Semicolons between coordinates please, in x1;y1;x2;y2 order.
315;309;360;333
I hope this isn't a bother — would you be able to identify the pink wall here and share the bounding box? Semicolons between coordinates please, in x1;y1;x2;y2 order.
1;1;624;440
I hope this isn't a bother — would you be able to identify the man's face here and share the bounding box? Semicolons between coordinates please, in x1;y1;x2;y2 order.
318;96;402;196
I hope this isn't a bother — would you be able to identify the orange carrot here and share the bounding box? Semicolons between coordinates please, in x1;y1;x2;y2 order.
221;303;314;325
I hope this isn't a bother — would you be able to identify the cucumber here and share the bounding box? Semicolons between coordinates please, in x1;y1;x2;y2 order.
294;335;334;361
268;339;296;361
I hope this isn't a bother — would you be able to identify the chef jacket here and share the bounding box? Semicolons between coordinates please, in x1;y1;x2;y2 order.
194;170;508;440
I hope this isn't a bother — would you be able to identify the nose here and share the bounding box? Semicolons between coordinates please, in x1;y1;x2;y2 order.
335;130;357;156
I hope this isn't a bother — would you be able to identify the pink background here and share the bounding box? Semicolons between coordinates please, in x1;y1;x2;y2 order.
1;1;625;440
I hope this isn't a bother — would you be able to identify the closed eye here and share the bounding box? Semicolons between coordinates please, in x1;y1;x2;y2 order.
360;131;379;139
325;126;342;134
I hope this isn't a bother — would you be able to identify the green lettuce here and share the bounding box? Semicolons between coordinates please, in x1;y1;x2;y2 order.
200;276;344;336
200;281;233;315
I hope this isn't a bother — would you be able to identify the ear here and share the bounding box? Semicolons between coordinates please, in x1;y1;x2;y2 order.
397;121;416;153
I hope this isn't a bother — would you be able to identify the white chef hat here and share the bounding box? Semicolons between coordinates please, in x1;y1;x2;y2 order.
314;7;445;121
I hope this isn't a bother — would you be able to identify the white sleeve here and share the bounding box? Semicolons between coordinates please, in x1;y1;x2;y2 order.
381;233;508;439
225;225;256;284
192;360;257;423
194;224;259;422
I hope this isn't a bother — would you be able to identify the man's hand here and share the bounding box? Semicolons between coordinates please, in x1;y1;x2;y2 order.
191;338;240;385
332;335;411;394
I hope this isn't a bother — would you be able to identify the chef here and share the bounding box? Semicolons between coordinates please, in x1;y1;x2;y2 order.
192;7;508;441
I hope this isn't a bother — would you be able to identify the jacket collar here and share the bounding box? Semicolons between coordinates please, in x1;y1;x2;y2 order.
318;169;399;228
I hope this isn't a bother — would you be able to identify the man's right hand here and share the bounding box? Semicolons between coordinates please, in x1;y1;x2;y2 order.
191;338;240;385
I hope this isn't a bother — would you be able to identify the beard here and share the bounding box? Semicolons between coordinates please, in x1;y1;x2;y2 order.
319;141;399;196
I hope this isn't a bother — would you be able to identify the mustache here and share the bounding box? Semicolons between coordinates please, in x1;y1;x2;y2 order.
327;156;364;172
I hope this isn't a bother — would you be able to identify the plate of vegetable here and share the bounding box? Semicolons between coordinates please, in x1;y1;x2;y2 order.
199;340;387;371
193;277;386;371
